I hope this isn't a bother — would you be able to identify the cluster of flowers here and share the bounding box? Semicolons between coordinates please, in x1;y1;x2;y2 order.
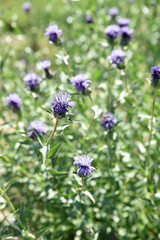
7;2;158;178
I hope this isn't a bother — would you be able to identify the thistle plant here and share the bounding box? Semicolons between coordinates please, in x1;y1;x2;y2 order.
46;92;74;145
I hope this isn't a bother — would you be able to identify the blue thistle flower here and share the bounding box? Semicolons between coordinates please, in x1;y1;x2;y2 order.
7;93;22;110
104;25;120;41
51;92;74;118
23;73;39;90
151;66;160;87
85;15;94;24
74;155;96;177
71;73;92;92
28;120;48;139
45;24;62;44
101;112;117;130
109;8;119;17
118;18;130;28
22;2;32;12
110;49;126;68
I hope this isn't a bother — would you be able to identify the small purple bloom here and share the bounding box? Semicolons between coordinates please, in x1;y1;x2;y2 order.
39;60;51;70
74;155;96;177
109;8;119;17
118;18;130;28
121;27;133;40
101;112;117;129
151;66;160;87
7;93;22;110
45;24;62;43
110;49;126;67
51;92;74;118
104;25;120;40
85;15;94;24
71;73;92;92
23;73;39;90
28;120;48;139
22;2;32;12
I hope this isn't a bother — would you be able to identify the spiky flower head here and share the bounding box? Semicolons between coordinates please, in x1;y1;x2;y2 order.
7;93;22;110
22;2;32;12
109;8;119;17
71;73;92;92
110;49;126;68
28;120;48;139
23;73;39;90
118;18;130;27
51;92;74;118
74;155;96;177
104;25;120;40
45;24;62;43
101;112;117;129
151;66;160;87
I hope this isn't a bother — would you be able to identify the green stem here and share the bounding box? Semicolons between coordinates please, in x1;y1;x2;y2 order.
0;188;23;229
84;94;95;140
81;177;85;189
147;88;157;156
46;118;59;145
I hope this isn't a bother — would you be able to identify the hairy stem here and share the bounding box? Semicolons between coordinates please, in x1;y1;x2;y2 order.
46;118;59;145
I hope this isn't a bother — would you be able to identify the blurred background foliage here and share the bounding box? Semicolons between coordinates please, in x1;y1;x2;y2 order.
0;0;160;239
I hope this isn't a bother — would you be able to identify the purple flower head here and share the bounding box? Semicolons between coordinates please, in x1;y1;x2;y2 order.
74;155;96;177
7;93;22;110
104;25;120;40
22;2;32;12
151;66;160;87
51;92;74;118
101;112;117;129
39;60;51;70
85;15;94;24
23;73;39;90
121;27;133;40
118;18;130;28
28;120;48;139
110;49;126;68
45;24;62;43
109;8;119;17
71;73;92;92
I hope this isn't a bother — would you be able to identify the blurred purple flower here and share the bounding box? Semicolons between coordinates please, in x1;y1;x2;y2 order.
28;120;48;139
74;155;96;177
45;24;62;43
22;2;32;12
23;73;39;90
101;112;117;129
110;49;126;67
118;18;130;27
85;15;94;24
7;93;22;110
104;25;120;40
151;66;160;87
71;73;92;92
109;8;119;17
51;92;74;118
39;59;51;70
121;27;133;40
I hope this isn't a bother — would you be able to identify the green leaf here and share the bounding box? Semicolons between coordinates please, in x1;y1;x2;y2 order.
51;170;68;176
41;107;53;114
40;146;49;166
47;143;62;158
34;130;45;146
83;190;95;204
4;177;18;194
